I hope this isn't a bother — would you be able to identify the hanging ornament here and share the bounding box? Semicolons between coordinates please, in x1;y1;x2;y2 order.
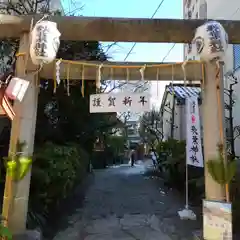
5;77;29;102
55;59;62;85
140;65;146;81
96;64;103;90
30;20;61;65
192;21;228;62
6;157;32;181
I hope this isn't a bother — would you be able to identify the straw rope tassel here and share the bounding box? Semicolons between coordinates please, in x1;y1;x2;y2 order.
53;61;57;94
182;61;188;86
171;64;175;96
215;61;230;202
140;64;146;81
66;63;70;96
81;65;85;97
156;68;159;97
96;64;103;91
111;68;115;88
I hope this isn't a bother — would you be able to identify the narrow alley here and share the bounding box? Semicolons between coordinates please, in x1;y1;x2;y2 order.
52;161;201;240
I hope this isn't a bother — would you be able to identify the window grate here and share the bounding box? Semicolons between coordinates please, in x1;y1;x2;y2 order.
233;44;240;71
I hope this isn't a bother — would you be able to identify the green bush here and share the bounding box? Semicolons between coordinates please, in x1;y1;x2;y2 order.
156;139;186;184
91;136;126;168
155;139;204;198
106;136;126;165
28;142;89;228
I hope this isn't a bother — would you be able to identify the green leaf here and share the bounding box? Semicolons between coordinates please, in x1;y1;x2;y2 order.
0;225;12;239
207;159;226;185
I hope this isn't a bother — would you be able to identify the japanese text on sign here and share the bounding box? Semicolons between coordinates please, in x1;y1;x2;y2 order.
186;96;203;168
90;93;150;113
206;23;224;54
35;26;48;57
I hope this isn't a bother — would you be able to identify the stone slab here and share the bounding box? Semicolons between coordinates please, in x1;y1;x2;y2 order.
120;214;148;229
84;216;120;234
193;230;203;240
124;226;172;240
84;233;135;240
13;230;42;240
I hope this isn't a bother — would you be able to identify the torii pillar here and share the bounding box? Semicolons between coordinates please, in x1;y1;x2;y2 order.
202;62;226;201
2;33;39;234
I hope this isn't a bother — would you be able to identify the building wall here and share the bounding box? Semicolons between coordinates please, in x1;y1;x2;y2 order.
207;0;240;156
173;103;181;140
49;0;64;12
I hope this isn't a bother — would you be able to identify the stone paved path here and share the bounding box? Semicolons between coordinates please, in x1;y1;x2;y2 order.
52;160;201;240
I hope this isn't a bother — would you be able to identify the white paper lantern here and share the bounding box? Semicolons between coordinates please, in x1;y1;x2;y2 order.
30;20;61;65
192;21;228;62
5;77;29;102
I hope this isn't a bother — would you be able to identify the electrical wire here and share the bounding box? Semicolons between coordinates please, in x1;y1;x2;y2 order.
161;43;176;62
123;0;167;61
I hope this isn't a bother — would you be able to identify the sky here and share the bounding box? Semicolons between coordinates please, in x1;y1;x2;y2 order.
61;0;184;108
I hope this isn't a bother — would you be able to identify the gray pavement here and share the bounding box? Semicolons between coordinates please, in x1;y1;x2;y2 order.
52;160;201;240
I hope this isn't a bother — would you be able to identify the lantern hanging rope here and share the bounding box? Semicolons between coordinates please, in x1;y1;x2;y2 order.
81;65;85;97
215;62;230;202
66;63;70;96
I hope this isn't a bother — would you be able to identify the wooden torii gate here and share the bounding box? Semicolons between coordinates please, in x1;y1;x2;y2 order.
0;14;237;234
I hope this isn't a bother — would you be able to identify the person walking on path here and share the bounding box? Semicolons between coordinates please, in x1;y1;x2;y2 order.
150;149;158;169
129;149;135;167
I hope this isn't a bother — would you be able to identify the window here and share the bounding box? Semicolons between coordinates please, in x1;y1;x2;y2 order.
233;44;240;71
199;1;207;19
127;129;136;135
187;43;192;53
